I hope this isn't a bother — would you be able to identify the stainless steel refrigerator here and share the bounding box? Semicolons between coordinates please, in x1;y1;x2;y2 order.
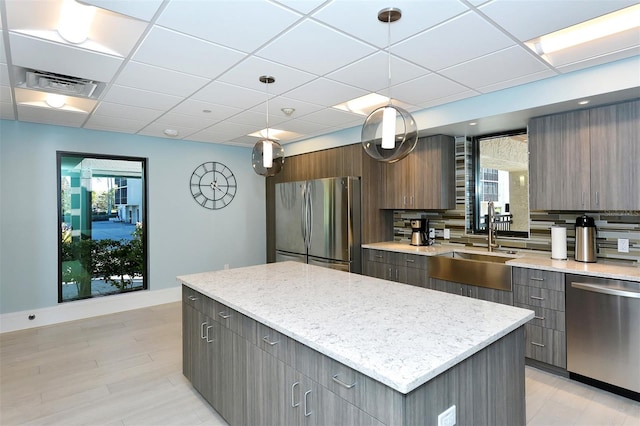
275;177;361;273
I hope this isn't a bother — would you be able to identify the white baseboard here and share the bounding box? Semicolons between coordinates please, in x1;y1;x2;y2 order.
0;287;181;334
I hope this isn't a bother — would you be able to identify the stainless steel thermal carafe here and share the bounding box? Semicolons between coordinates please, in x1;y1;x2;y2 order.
575;215;597;263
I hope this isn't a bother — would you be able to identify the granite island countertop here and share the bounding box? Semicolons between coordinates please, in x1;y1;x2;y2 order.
362;241;640;282
178;261;533;394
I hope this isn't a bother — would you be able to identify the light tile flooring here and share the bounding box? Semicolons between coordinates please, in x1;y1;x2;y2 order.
1;302;638;426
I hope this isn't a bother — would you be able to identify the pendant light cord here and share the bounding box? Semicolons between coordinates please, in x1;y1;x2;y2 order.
387;12;392;107
265;79;270;140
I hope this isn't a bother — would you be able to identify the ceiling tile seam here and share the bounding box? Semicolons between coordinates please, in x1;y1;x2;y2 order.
79;0;173;129
471;2;563;75
0;0;19;120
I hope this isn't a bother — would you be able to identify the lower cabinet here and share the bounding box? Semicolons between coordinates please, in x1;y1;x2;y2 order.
362;248;428;288
428;278;514;305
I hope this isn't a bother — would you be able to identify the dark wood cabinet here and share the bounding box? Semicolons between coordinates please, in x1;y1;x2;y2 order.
529;99;639;211
513;267;566;368
380;135;456;210
362;248;428;288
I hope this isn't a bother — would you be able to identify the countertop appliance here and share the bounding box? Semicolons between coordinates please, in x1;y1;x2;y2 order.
275;177;361;273
566;274;640;399
410;218;429;246
575;215;597;262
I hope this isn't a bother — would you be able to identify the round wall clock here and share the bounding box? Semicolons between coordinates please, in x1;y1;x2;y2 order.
189;161;237;210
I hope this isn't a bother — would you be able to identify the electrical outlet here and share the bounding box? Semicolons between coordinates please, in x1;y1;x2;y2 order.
618;239;629;253
444;229;451;240
429;228;435;238
438;405;456;426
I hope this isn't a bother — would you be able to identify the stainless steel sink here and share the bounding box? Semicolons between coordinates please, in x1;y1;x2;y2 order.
428;251;517;291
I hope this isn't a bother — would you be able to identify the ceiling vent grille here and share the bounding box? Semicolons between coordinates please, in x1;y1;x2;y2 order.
14;68;105;99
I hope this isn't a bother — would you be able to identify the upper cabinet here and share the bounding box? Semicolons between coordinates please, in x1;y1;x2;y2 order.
380;135;456;210
529;100;639;211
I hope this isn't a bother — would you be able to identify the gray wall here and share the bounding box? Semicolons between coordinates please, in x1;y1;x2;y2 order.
0;120;266;314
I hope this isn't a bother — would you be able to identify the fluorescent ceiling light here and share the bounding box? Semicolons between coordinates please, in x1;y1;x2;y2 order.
527;4;640;55
58;0;97;44
333;93;390;116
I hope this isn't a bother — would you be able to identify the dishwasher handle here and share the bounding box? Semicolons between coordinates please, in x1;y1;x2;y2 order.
571;282;640;299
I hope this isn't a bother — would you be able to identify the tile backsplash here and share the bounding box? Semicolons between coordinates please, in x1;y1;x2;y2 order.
393;138;639;266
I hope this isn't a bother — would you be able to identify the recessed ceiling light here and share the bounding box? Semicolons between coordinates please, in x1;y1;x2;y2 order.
469;122;477;126
45;94;66;108
578;100;590;105
281;108;295;116
526;4;640;55
164;129;179;137
202;109;211;113
57;0;96;44
333;93;390;116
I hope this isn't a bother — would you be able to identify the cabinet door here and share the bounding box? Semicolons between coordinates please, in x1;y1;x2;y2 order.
589;100;640;210
381;155;414;209
529;110;591;210
413;135;456;210
246;345;287;426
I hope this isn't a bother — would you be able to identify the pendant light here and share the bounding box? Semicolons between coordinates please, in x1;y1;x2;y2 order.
252;75;285;177
361;7;417;163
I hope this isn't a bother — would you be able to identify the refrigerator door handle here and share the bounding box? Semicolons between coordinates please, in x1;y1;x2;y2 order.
301;182;308;247
307;183;313;249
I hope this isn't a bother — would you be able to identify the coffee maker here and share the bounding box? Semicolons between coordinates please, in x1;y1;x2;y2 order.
410;218;429;246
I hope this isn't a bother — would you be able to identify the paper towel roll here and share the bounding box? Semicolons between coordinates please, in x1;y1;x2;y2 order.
551;226;567;260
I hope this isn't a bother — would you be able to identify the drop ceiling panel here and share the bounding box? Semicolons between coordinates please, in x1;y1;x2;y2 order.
283;77;368;108
92;101;164;122
554;46;640;75
170;99;242;121
217;56;316;95
102;85;182;110
326;52;428;92
297;107;363;126
479;0;639;41
151;111;220;129
17;104;87;127
9;33;123;82
0;84;11;103
1;100;16;120
133;27;246;79
157;0;302;53
188;121;258;144
81;0;164;22
247;96;325;119
313;0;469;48
255;20;377;76
137;121;201;140
392;73;472;106
440;46;550;90
114;61;209;97
84;115;148;133
393;11;514;71
477;69;557;94
191;81;267;111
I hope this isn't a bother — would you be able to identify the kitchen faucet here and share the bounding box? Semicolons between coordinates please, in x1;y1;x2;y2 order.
487;201;497;252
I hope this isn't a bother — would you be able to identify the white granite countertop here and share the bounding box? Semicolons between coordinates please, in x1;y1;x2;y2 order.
178;262;533;394
362;241;640;282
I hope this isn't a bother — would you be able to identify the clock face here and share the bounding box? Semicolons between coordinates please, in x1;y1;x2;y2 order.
190;162;237;210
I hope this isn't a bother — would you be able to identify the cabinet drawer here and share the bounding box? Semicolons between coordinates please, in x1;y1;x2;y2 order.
514;284;565;311
366;249;391;263
523;324;566;368
256;323;295;365
513;267;564;291
399;253;428;270
515;303;565;332
182;285;203;311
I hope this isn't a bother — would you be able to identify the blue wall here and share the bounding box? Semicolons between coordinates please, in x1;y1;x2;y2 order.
0;121;266;314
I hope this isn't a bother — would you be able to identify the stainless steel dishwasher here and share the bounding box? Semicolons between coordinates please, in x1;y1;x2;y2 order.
566;274;640;396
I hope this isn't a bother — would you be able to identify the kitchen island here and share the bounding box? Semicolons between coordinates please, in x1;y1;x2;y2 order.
178;262;534;425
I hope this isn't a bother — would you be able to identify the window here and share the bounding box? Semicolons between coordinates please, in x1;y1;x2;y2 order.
57;152;148;302
472;131;529;238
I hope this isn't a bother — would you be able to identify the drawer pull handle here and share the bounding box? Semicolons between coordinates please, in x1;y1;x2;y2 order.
291;382;300;407
188;295;198;301
530;341;545;347
375;255;384;258
200;322;208;339
405;259;415;263
262;336;280;346
304;390;312;417
332;374;356;389
530;277;545;282
534;315;545;320
218;312;231;320
530;296;545;301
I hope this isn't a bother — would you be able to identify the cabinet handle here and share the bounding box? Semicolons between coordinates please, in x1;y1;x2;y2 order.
468;289;473;297
530;277;545;282
291;382;300;408
403;196;407;205
395;269;399;280
595;191;599;206
188;295;198;301
262;336;280;346
304;390;312;417
405;259;415;263
200;322;208;339
332;374;356;389
530;295;545;301
534;315;545;321
206;325;214;343
374;254;384;259
460;287;464;296
530;341;545;348
410;196;414;206
581;191;585;207
218;312;231;320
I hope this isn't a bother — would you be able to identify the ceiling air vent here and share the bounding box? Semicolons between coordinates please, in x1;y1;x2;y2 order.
14;68;105;99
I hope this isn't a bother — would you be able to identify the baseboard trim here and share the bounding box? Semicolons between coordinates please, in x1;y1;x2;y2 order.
0;287;181;334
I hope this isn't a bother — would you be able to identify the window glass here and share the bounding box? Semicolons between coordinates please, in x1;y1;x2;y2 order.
58;153;147;302
473;132;529;237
